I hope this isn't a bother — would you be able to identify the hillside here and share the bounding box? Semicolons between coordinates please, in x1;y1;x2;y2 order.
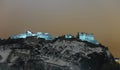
0;32;119;70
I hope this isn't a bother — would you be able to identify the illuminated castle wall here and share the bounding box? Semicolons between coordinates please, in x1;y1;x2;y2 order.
10;31;99;45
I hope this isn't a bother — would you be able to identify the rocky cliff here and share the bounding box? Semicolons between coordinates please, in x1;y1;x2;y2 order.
0;34;119;70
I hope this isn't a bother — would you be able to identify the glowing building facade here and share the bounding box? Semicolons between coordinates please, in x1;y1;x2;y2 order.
78;32;99;45
10;31;99;45
10;31;54;40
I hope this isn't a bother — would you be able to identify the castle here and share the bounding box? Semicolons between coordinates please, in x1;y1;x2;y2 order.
10;31;99;45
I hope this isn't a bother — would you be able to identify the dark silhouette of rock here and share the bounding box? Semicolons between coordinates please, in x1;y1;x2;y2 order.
0;35;119;70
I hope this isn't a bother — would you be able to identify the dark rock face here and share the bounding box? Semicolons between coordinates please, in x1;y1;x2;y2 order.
0;36;117;70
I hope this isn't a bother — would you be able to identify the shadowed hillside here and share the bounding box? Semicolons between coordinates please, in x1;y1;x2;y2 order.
0;33;119;70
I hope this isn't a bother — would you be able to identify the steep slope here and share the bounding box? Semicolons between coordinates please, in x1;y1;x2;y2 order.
0;35;117;70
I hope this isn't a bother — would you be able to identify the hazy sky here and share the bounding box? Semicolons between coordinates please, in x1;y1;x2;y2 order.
0;0;120;57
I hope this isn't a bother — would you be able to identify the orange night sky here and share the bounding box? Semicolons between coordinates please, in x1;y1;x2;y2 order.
0;0;120;57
